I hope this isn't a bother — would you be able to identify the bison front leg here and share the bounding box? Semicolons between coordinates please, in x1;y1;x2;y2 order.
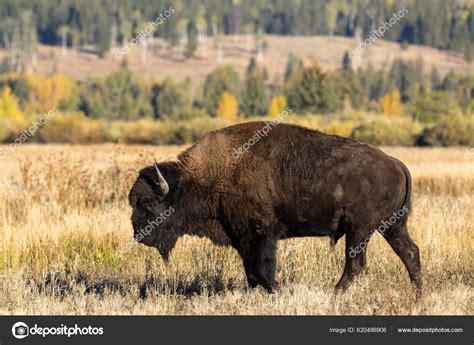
239;235;278;293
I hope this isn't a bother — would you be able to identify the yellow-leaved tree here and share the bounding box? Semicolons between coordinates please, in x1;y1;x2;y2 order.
0;87;24;120
26;74;76;112
269;95;287;116
381;88;403;117
217;92;238;121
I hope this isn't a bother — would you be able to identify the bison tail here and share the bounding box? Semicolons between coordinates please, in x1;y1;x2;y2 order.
402;162;412;213
384;160;412;239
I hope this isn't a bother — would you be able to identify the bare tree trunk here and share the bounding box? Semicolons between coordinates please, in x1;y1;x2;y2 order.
231;0;241;41
203;34;208;57
141;39;148;65
256;38;263;64
110;21;118;52
3;33;11;51
61;35;67;56
179;28;187;58
31;52;37;69
212;22;217;38
200;28;208;58
217;43;223;64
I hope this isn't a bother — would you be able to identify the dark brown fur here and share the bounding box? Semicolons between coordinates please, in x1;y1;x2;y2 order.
128;122;422;295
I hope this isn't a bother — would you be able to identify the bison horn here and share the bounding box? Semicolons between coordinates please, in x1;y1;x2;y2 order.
154;159;169;196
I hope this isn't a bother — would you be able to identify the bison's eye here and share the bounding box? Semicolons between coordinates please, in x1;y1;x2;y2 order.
138;199;155;214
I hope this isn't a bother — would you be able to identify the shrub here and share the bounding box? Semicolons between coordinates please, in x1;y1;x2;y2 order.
39;113;104;144
0;117;27;143
280;113;322;130
171;107;207;121
162;116;233;145
323;118;357;138
416;113;474;146
104;116;232;145
352;115;422;146
104;120;158;144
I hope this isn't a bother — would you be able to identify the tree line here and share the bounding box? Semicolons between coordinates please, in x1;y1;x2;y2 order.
1;52;472;146
0;0;473;65
1;52;472;122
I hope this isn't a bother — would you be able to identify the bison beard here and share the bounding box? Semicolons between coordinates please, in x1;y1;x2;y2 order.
128;122;422;297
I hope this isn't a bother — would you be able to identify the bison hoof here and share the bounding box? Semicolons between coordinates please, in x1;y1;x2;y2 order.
415;288;422;300
246;278;279;293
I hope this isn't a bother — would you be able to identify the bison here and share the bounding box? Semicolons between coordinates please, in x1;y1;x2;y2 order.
128;122;422;296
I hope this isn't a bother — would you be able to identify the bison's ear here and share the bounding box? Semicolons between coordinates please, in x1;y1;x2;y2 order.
154;160;169;196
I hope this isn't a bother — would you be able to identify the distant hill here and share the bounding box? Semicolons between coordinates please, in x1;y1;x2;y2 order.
2;35;472;83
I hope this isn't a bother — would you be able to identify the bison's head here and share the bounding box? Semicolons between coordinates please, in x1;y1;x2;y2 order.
128;161;182;260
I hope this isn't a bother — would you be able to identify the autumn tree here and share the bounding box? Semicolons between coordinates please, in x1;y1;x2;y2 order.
381;88;403;117
0;87;23;120
217;91;238;121
203;65;240;117
269;95;287;116
26;74;76;112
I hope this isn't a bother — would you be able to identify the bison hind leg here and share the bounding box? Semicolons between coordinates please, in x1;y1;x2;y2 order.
383;224;422;298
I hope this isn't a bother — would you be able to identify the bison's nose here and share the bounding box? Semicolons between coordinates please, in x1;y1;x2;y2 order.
133;229;143;243
131;213;155;246
131;222;144;243
133;233;142;242
134;230;152;245
133;227;156;247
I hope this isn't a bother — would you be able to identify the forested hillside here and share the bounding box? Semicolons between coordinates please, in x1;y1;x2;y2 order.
1;0;473;62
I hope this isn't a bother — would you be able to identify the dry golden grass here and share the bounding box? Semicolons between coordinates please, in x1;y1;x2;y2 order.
0;144;472;315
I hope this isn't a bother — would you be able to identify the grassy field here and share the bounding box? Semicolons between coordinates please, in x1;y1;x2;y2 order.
0;144;472;315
